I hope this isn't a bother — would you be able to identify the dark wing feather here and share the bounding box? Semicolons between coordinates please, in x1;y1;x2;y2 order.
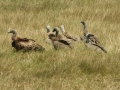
86;34;100;44
12;41;25;51
58;40;70;45
93;36;100;44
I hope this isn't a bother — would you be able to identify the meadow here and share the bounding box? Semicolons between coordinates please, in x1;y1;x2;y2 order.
0;0;120;90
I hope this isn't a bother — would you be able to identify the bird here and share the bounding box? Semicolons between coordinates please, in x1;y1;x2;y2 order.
8;30;45;52
49;27;73;50
81;21;100;45
60;25;78;41
80;22;107;53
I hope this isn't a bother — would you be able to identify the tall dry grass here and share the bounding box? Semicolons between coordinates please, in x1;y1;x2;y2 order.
0;0;120;90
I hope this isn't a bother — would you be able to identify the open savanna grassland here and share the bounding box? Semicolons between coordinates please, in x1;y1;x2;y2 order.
0;0;120;90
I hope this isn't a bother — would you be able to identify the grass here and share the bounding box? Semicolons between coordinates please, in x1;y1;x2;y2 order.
0;0;120;90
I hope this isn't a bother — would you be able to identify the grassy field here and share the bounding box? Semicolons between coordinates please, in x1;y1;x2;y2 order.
0;0;120;90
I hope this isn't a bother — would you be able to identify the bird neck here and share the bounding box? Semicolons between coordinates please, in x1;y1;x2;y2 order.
83;30;88;37
55;30;59;37
83;23;87;30
12;33;17;41
61;27;66;34
82;23;88;36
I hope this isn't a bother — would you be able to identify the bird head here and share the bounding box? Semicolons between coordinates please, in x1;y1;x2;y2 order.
8;30;17;35
81;21;85;25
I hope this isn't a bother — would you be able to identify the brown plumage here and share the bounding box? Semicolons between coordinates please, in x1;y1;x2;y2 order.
60;25;78;41
81;21;100;45
49;27;73;50
81;22;107;53
8;30;45;51
46;25;64;44
86;34;107;53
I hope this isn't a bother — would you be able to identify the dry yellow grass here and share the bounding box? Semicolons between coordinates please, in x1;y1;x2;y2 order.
0;0;120;90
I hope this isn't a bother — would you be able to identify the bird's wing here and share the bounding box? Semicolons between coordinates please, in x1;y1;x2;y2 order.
58;40;70;45
64;32;77;41
18;40;35;46
86;34;100;45
90;36;100;45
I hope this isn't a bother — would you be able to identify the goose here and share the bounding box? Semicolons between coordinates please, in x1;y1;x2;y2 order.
8;30;45;51
81;21;100;45
49;27;73;50
60;25;78;41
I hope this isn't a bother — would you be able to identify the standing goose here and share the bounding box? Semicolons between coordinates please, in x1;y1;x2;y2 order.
60;25;78;41
8;30;45;51
81;21;100;45
49;27;73;50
